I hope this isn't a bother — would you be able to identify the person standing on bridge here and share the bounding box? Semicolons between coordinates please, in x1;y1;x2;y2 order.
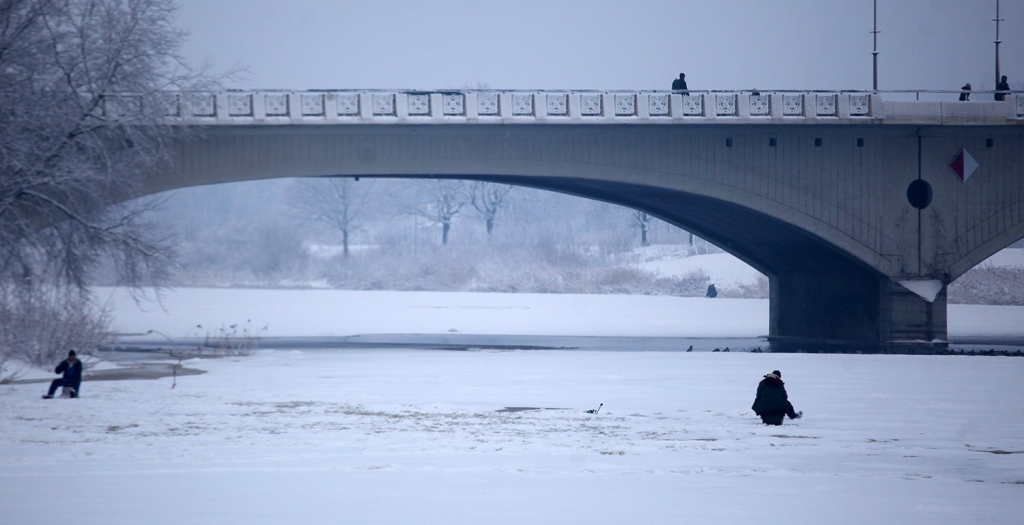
751;370;802;425
672;73;689;95
959;82;971;101
995;76;1010;101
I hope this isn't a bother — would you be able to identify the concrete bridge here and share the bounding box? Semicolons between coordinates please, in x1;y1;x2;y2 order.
146;89;1024;350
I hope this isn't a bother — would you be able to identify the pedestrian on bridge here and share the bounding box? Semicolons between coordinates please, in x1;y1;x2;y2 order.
672;73;688;95
959;82;971;101
996;75;1010;101
751;370;802;425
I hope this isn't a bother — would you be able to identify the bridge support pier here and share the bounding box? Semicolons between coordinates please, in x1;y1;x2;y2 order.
769;271;947;352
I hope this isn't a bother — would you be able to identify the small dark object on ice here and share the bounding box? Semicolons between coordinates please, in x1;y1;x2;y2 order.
586;403;603;414
685;345;693;352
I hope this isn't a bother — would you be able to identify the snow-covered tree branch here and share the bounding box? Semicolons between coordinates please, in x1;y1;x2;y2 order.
0;0;206;288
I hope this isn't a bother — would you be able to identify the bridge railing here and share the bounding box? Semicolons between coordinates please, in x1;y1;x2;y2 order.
159;90;1024;125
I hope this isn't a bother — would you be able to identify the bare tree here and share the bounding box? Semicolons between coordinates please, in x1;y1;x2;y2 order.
0;0;208;288
469;181;513;238
406;180;467;246
632;210;651;247
0;0;215;366
290;177;374;259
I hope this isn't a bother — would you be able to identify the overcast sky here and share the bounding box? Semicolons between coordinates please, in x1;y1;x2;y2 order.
175;0;1022;93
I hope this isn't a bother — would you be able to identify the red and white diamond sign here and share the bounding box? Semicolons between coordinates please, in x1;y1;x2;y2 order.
948;148;979;182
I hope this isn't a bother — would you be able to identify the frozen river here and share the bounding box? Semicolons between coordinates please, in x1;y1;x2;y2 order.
1;288;1023;524
99;287;1024;351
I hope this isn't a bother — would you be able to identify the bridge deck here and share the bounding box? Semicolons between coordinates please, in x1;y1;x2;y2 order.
156;90;1024;126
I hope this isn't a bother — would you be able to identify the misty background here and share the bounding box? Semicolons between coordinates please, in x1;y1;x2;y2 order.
112;0;1024;304
96;176;1021;305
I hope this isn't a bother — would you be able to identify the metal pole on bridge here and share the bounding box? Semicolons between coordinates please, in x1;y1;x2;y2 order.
994;0;1003;89
871;0;879;91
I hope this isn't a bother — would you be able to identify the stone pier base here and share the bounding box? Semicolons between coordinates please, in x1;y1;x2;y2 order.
769;270;947;352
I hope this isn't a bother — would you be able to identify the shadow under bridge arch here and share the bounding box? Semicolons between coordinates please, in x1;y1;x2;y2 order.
401;174;896;349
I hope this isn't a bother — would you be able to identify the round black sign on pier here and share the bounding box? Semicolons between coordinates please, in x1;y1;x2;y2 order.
907;179;933;210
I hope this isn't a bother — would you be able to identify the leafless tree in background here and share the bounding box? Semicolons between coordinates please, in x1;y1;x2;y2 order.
0;0;215;370
469;181;513;238
407;180;466;246
290;177;374;259
632;210;651;247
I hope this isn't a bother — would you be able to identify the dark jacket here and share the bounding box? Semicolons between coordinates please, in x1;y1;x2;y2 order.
995;80;1010;101
56;359;83;387
751;374;795;417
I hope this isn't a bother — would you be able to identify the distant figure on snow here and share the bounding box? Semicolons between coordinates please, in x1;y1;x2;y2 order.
706;284;717;298
672;73;689;95
959;82;971;101
42;350;82;399
751;370;802;425
995;75;1010;101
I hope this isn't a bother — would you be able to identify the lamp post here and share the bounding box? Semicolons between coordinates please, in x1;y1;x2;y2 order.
994;0;1003;88
872;0;880;91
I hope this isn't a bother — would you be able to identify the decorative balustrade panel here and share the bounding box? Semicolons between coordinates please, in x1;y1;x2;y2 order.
228;94;252;116
159;90;1024;124
815;94;837;117
749;94;770;116
715;94;737;116
580;93;602;116
407;93;430;116
442;93;464;116
648;93;670;116
337;94;359;116
477;93;500;115
265;93;288;116
301;94;324;116
850;94;870;116
546;93;568;116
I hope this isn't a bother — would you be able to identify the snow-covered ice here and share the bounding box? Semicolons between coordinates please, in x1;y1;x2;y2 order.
3;349;1024;524
96;286;1024;342
3;281;1024;524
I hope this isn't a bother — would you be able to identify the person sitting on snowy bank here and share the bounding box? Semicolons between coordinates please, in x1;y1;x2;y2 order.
42;350;83;399
751;370;801;425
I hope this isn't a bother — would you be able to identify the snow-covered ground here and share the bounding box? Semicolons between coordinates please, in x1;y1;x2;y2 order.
3;250;1024;524
638;247;764;287
3;349;1024;524
637;246;1024;288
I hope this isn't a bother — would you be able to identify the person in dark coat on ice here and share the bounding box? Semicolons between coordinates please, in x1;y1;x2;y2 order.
42;350;83;399
751;370;801;425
